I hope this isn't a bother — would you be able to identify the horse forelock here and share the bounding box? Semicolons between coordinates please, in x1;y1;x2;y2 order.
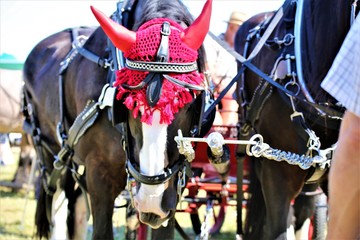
134;0;194;30
300;0;352;102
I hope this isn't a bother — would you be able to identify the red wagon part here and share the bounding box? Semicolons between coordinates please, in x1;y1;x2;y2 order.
177;124;251;238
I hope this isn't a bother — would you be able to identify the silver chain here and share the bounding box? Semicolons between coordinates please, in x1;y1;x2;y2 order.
177;166;187;209
175;130;335;170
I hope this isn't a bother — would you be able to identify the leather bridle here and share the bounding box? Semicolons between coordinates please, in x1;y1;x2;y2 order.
122;21;205;190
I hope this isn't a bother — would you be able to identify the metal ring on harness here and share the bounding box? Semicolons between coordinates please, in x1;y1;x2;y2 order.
284;81;300;96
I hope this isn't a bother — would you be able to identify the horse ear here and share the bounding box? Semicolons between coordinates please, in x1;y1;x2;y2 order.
90;6;136;52
181;0;212;50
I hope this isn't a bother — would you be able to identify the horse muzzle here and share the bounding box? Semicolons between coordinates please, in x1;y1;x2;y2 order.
133;183;170;219
138;210;174;229
132;181;180;228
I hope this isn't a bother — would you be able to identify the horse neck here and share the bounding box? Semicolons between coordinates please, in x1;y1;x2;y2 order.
301;0;351;100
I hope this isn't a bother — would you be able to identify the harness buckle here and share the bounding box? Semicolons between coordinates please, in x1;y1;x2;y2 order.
313;144;337;169
56;122;68;145
53;157;65;170
160;21;171;36
55;144;73;170
103;58;114;71
157;22;170;62
290;111;304;122
98;84;116;109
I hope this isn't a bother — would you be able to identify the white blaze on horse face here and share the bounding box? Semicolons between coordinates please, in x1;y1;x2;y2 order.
134;110;169;218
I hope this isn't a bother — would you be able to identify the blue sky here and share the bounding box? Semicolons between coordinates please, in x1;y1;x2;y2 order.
0;0;282;62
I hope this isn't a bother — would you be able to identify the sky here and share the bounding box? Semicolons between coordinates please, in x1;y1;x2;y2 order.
0;0;283;62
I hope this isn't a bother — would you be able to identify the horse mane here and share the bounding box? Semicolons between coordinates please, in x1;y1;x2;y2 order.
134;0;192;29
300;0;352;102
134;0;207;73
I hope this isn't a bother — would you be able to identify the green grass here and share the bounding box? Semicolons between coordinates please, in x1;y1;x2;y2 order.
0;147;36;239
0;147;238;239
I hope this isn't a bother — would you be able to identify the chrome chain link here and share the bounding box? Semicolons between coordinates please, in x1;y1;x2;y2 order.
175;130;336;170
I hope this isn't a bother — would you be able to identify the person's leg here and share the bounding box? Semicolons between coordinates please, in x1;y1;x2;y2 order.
327;111;360;239
0;134;15;165
220;98;239;126
220;87;239;126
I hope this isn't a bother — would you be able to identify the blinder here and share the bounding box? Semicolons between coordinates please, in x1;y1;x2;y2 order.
111;88;128;125
197;89;216;137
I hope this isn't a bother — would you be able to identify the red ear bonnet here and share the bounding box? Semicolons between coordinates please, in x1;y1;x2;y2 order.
91;0;212;52
90;6;136;52
181;0;213;50
90;1;213;125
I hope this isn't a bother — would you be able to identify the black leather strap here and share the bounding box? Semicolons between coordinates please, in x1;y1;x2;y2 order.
126;159;183;185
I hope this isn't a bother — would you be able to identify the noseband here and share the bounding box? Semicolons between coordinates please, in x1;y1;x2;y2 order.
123;21;204;194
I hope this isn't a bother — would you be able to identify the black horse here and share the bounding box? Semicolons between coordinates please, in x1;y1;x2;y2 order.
23;0;214;239
234;0;356;239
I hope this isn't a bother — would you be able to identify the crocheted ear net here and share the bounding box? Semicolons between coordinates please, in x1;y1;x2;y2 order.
114;18;203;125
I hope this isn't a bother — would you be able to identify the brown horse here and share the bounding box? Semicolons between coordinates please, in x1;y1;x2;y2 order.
23;0;214;239
234;0;355;239
0;69;36;189
0;70;23;133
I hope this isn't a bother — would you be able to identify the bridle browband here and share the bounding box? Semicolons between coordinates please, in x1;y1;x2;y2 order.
125;59;198;73
121;60;204;91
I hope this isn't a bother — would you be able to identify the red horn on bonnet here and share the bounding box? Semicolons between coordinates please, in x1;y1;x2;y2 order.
90;6;136;52
181;0;213;50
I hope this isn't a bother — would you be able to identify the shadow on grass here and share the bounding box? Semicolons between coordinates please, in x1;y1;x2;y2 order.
0;228;33;239
0;187;29;198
